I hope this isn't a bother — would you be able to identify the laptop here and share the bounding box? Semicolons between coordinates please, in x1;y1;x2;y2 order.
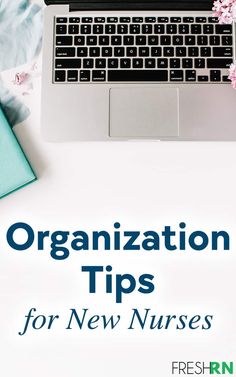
41;0;236;141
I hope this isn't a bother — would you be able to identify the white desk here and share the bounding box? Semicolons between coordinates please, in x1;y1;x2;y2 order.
0;5;236;375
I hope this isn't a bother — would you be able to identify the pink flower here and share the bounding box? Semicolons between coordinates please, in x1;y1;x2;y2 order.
13;72;30;86
212;0;236;23
228;62;236;88
11;61;41;96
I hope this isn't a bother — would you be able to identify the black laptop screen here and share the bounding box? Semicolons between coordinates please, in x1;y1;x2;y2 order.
45;0;213;11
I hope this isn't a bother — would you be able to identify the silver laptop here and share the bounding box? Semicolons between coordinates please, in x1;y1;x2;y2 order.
41;0;236;141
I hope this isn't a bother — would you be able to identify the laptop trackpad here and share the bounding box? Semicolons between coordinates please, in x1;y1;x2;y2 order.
109;87;179;138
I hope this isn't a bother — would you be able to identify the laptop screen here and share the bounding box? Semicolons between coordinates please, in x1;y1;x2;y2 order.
45;0;213;10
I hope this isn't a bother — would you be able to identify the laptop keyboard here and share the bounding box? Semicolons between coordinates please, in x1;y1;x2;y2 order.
53;15;234;84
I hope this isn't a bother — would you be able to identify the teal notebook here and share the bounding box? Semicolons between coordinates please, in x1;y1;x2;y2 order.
0;106;36;199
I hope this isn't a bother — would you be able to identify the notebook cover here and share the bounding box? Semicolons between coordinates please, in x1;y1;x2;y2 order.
0;106;36;199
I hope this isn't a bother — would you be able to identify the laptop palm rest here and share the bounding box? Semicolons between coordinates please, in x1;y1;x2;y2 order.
109;87;179;138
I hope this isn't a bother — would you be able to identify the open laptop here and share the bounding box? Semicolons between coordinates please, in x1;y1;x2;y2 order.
41;0;236;141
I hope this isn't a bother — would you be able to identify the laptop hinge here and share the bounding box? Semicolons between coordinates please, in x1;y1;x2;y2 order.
69;2;212;11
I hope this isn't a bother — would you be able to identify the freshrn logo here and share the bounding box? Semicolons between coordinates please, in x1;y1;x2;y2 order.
172;361;234;375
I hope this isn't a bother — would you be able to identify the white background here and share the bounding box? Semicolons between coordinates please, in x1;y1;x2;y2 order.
0;2;236;375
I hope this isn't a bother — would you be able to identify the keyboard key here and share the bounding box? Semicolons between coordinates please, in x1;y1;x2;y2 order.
164;47;174;56
197;35;208;45
56;47;75;57
170;70;184;81
55;70;66;82
198;75;209;82
158;58;168;68
160;36;171;45
182;58;193;68
170;58;180;68
114;47;125;57
136;36;146;45
69;18;80;23
213;47;232;57
77;47;88;57
133;59;143;68
130;24;140;34
196;17;206;23
56;25;67;34
167;24;177;34
108;70;168;81
151;47;162;56
158;17;169;22
154;24;165;34
96;58;106;68
215;24;232;34
80;70;91;82
81;25;91;34
124;36;134;45
145;17;156;22
117;24;128;34
120;58;131;68
106;24;116;34
56;36;72;46
142;24;153;34
133;17;143;23
127;47;137;56
223;75;230;82
145;58;155;68
89;47;100;57
56;17;67;23
210;70;221;81
191;24;201;34
102;47;112;56
210;36;220;45
74;36;85;45
170;17;181;23
188;47;199;57
176;47;186;57
199;51;211;65
185;70;196;81
87;36;97;45
99;36;109;45
82;17;92;23
83;59;94;68
92;70;106;82
94;17;105;23
108;58;119;68
93;24;104;34
148;36;159;45
67;70;78;82
185;36;195;45
208;17;218;23
179;24;189;34
203;24;213;34
112;36;122;45
201;47;211;57
68;25;79;34
173;36;183;45
194;58;205;68
207;58;232;68
183;17;194;23
107;17;118;23
139;47;149;56
55;59;81;68
120;17;131;23
222;36;233;45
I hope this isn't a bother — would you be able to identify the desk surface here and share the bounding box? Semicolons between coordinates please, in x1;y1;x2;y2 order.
0;5;236;376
